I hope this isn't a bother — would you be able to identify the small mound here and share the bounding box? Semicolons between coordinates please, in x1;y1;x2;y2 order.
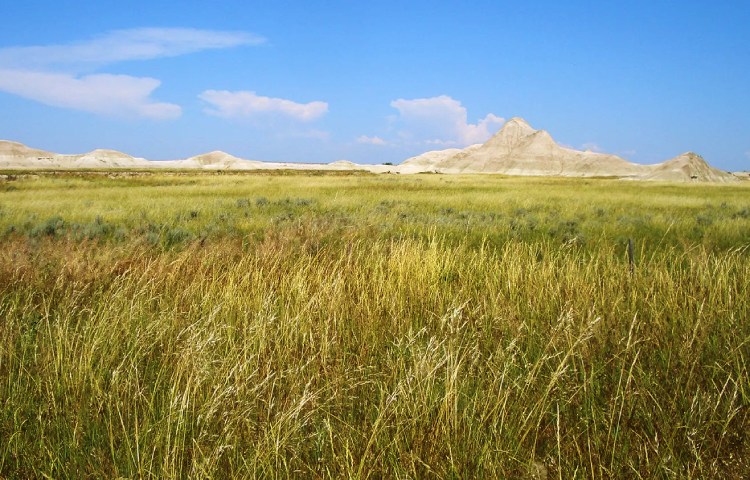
85;149;135;160
645;152;737;183
187;151;240;166
184;151;267;170
329;160;358;167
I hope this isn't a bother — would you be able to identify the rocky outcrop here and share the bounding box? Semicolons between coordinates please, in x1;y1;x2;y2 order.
0;123;739;182
400;118;736;182
0;140;151;169
178;151;266;170
644;152;736;183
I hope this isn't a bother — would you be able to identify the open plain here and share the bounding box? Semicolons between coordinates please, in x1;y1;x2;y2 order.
1;170;749;478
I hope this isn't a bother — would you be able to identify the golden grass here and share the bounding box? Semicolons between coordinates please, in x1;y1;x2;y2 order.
0;172;749;478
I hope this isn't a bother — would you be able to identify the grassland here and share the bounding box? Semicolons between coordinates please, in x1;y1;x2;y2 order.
1;171;749;478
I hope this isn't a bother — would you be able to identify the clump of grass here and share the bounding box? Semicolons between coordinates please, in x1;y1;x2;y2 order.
70;215;115;241
164;226;194;247
29;215;65;237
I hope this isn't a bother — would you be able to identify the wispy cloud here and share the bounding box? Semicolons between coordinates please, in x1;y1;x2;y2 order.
356;135;387;145
390;95;504;146
0;70;180;119
200;90;328;121
0;28;262;119
581;142;603;153
0;28;264;70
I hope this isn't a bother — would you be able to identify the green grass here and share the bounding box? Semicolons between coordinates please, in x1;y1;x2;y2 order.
1;172;749;478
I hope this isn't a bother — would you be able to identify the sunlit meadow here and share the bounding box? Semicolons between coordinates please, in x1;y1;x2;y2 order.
1;171;749;478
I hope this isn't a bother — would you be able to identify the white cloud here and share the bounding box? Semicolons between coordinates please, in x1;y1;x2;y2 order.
0;28;262;119
0;69;180;119
390;95;504;146
0;28;264;70
356;135;387;145
200;90;328;121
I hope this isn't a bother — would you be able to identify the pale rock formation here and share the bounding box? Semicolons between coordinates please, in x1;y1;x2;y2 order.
69;149;151;168
0;120;739;182
179;151;266;170
404;117;640;177
0;140;150;169
0;140;59;168
400;118;736;182
644;152;736;183
401;145;481;173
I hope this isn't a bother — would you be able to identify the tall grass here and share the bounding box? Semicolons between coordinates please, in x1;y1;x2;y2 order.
1;172;749;478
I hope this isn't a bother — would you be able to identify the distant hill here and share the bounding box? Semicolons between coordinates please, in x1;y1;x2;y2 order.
0;140;55;158
642;152;736;183
400;118;736;182
0;126;739;182
0;141;150;169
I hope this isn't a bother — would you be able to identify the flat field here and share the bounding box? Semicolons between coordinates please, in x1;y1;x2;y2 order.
1;171;749;478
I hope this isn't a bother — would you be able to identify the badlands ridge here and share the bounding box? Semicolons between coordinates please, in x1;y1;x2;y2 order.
0;118;742;182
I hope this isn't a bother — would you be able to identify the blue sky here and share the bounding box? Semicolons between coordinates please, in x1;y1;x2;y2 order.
1;1;748;170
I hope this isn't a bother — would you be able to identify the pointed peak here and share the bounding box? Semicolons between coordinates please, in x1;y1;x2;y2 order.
483;117;542;149
500;117;536;134
506;117;533;128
